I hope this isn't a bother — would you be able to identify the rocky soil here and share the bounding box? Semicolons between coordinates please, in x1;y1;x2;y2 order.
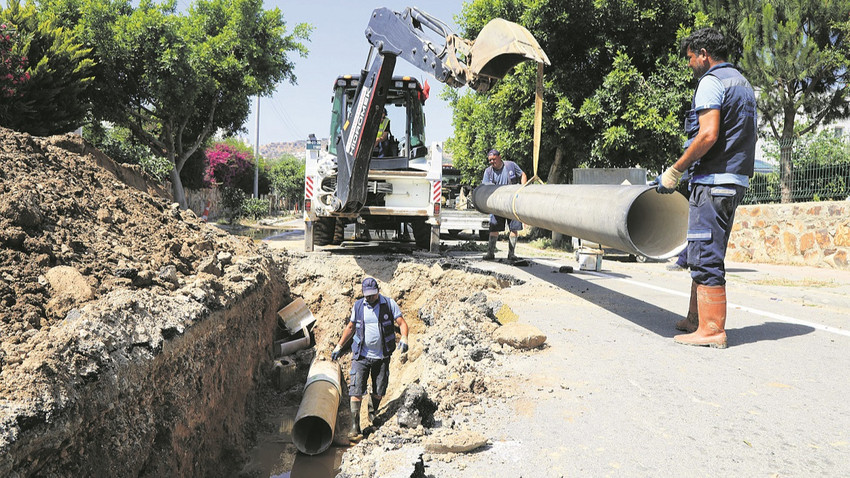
0;127;274;475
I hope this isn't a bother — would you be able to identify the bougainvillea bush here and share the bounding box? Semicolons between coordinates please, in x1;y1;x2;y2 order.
204;142;254;188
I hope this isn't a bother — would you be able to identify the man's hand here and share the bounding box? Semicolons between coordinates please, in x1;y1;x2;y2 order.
331;345;342;361
398;340;409;354
655;166;683;194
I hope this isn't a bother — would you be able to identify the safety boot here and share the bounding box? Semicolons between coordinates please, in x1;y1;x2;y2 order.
483;235;497;260
368;395;382;424
348;400;363;441
507;235;518;260
674;284;727;349
675;281;699;333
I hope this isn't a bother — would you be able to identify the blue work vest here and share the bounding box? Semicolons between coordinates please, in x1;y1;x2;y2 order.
685;63;757;178
351;295;397;359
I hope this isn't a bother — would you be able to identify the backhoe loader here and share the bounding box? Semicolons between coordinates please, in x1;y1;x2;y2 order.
303;7;549;252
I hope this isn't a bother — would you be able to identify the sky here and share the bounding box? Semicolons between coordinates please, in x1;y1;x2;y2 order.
238;1;466;147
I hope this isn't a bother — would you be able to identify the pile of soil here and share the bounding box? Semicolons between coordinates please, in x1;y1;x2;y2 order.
0;128;260;462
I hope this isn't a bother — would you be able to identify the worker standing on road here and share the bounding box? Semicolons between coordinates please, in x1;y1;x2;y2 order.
654;27;756;349
481;149;527;261
331;277;409;441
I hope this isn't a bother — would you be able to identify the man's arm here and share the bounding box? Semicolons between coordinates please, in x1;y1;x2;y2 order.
332;321;356;360
338;321;356;347
520;171;528;185
482;168;493;185
395;316;409;353
674;109;720;172
657;108;720;192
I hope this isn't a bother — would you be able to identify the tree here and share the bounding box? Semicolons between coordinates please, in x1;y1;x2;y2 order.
49;0;311;208
447;0;690;186
697;0;850;202
0;0;94;135
578;51;691;172
268;153;305;209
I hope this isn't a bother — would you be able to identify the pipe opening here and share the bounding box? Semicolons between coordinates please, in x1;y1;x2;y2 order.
292;415;333;455
627;190;688;259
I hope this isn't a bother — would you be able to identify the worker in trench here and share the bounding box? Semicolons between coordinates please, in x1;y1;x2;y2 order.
481;149;527;261
331;277;409;441
653;27;756;349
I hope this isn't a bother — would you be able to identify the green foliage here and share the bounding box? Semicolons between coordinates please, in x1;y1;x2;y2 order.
219;186;246;224
696;0;850;201
138;154;173;182
268;153;305;207
759;128;850;202
449;0;691;185
84;122;173;182
0;0;94;136
578;51;691;172
242;197;269;220
46;0;312;207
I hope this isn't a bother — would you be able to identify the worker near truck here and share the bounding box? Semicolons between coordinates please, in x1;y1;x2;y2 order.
654;27;756;349
331;277;409;441
481;149;527;261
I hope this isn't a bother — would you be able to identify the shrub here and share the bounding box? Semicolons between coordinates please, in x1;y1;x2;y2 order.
243;197;269;220
220;187;246;224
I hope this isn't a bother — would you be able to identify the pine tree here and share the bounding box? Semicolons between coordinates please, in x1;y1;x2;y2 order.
698;0;850;202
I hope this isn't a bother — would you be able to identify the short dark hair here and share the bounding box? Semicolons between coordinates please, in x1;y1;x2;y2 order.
680;27;728;61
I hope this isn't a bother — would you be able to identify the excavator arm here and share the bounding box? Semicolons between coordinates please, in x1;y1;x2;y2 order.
333;7;550;213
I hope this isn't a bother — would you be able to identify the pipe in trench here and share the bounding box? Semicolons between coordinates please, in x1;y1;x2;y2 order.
472;184;688;260
292;359;342;455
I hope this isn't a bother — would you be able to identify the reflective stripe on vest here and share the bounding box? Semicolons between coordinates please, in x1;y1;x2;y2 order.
351;295;396;359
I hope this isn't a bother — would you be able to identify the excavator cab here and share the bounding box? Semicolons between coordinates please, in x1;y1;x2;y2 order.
328;74;428;170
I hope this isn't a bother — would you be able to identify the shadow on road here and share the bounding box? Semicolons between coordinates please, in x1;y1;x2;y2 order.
521;263;683;338
521;260;815;345
729;321;814;346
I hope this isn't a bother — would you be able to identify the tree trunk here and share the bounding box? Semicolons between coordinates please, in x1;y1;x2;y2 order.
170;167;187;209
779;134;794;204
547;144;565;185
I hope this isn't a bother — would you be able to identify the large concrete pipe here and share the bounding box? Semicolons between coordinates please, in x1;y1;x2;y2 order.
472;184;688;260
292;360;342;455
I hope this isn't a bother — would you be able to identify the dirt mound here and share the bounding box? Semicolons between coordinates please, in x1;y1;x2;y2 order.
0;128;263;464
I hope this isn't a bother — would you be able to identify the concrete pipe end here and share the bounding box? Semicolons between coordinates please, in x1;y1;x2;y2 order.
292;415;334;455
626;188;689;260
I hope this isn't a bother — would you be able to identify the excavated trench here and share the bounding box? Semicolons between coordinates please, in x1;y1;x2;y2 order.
0;128;527;477
237;250;523;478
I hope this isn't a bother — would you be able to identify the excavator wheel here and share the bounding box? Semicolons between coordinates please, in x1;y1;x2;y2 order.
332;219;346;245
411;219;431;250
313;217;336;246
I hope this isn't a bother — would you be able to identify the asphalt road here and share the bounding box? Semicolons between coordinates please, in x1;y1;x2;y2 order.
431;249;850;478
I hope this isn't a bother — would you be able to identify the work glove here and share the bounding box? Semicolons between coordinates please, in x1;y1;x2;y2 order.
331;345;342;361
654;166;683;194
398;340;409;354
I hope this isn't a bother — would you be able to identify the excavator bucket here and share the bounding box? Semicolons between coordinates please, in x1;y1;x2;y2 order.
277;298;316;335
468;18;550;91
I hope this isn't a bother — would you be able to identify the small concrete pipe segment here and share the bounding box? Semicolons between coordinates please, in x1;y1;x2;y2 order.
472;184;688;260
292;359;342;455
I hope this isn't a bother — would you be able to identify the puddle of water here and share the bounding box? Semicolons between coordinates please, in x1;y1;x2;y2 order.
228;227;302;241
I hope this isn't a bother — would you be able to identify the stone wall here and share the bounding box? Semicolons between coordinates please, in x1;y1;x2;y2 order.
728;201;850;269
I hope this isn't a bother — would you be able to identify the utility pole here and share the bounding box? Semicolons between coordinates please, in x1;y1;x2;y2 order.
253;95;260;198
